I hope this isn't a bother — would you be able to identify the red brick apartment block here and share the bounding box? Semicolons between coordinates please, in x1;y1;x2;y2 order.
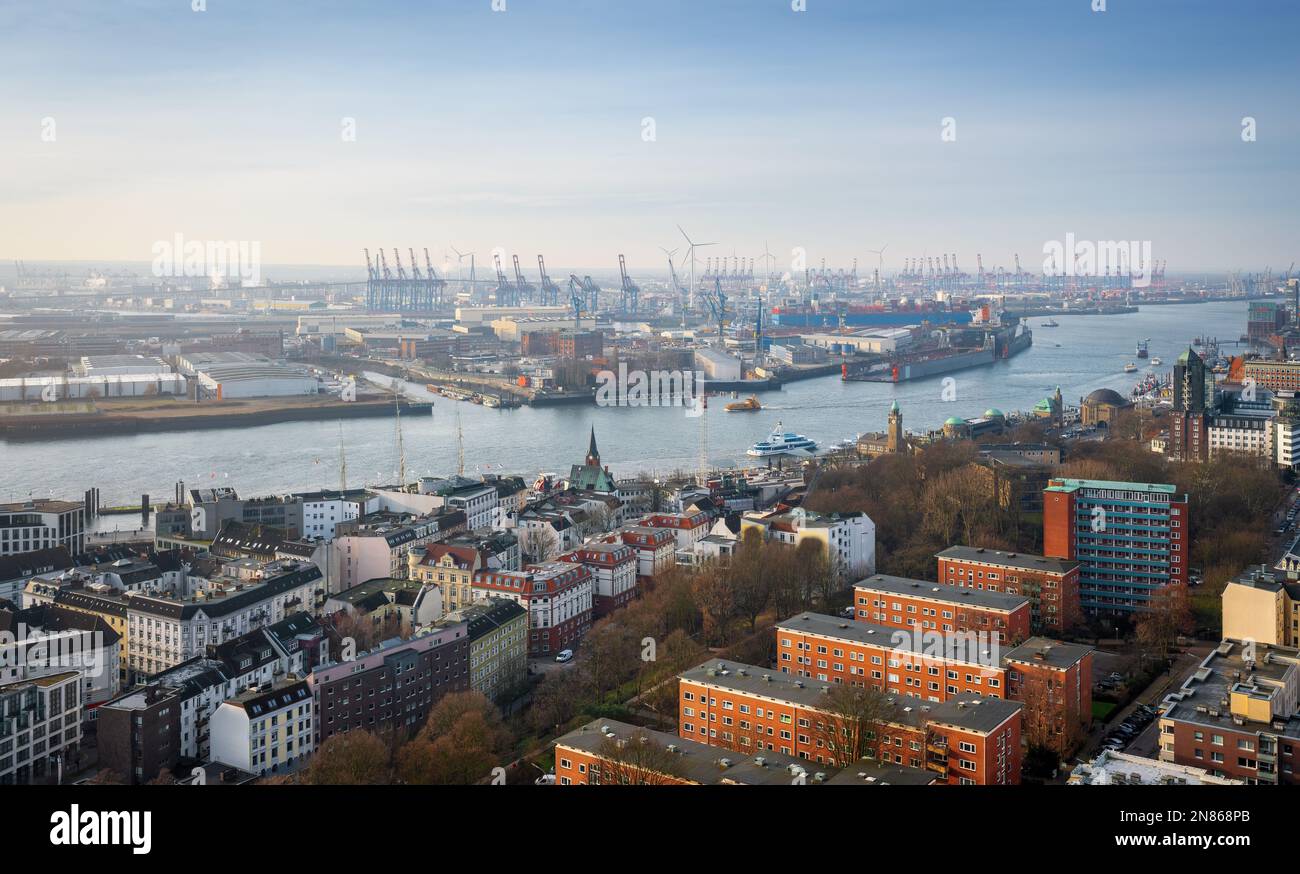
936;545;1082;633
677;659;1021;784
854;573;1032;647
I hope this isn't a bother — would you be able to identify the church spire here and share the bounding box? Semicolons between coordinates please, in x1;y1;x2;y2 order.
586;425;600;466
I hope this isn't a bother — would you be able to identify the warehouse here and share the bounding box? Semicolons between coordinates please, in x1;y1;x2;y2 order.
0;373;187;402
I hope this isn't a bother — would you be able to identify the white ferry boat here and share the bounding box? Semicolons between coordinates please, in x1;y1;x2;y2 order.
747;421;818;457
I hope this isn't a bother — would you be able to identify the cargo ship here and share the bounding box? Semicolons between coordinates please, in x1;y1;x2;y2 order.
769;300;973;329
1136;338;1149;359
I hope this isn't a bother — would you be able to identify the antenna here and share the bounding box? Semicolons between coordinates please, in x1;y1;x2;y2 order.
338;422;348;491
455;403;465;477
393;379;406;485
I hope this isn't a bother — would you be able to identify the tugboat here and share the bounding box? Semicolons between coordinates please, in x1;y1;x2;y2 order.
1136;338;1149;359
725;395;762;412
1041;317;1060;327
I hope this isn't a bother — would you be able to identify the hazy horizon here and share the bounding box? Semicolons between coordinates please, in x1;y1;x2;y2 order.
2;0;1298;273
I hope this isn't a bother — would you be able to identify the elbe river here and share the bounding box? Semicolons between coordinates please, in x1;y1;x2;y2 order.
0;300;1246;516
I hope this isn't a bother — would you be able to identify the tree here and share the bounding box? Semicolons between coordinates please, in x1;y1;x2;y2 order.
1014;668;1086;761
729;529;771;632
520;524;561;562
304;730;392;784
694;565;738;645
815;683;894;768
399;691;514;784
592;730;687;785
1135;584;1194;663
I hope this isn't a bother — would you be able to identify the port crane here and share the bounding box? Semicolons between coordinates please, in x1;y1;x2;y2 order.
493;253;518;306
512;254;536;305
703;277;728;333
618;254;639;315
568;274;599;314
537;255;561;306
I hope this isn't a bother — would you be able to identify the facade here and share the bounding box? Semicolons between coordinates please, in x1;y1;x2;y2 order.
1168;347;1214;461
741;507;876;579
1244;357;1300;394
0;603;121;712
608;526;676;582
558;541;638;617
323;576;443;632
776;611;1007;701
0;671;82;785
331;510;466;593
1221;565;1300;649
1003;637;1094;755
935;546;1082;634
0;499;85;558
853;573;1032;648
209;679;314;777
308;622;469;743
440;599;528;702
1159;639;1300;784
294;489;374;540
408;543;483;613
472;562;594;657
635;512;710;552
677;659;1022;784
1043;478;1190;614
0;546;74;603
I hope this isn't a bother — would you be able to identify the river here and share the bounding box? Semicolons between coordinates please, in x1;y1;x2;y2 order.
0;300;1246;513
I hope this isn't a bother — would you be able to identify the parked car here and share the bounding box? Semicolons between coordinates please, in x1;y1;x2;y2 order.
555;649;574;663
535;773;556;785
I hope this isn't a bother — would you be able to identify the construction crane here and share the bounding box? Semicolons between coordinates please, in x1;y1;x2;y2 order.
537;255;561;306
618;254;639;315
493;253;517;307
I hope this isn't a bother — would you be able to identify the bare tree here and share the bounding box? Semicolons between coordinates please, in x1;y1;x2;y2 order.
592;731;689;785
814;683;894;768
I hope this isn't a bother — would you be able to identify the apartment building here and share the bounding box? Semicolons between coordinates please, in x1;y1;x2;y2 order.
0;671;82;785
1222;565;1300;647
439;598;528;702
1159;639;1300;784
1003;637;1094;754
331;509;466;593
741;507;876;578
776;611;1007;702
308;622;469;743
935;546;1082;633
1043;478;1190;614
210;679;314;777
853;573;1032;648
604;526;676;582
408;543;483;613
0;499;85;558
677;659;1021;784
0;602;121;712
637;512;711;552
472;562;594;657
558;541;638;616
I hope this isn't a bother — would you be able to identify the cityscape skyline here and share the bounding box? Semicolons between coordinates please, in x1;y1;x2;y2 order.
2;0;1298;271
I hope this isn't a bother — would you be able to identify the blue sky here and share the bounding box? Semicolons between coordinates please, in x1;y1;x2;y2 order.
1;0;1297;274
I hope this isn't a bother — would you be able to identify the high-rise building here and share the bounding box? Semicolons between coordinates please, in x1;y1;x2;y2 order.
0;499;85;558
1168;347;1212;461
1043;478;1190;614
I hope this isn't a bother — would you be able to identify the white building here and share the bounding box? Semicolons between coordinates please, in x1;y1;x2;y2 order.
741;507;876;580
1069;749;1242;785
694;347;743;381
0;607;121;712
0;671;81;784
0;373;187;402
210;679;314;777
0;499;85;558
294;489;376;540
1207;411;1274;460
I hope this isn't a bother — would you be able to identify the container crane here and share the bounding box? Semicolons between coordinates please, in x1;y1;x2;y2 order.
618;254;639;315
493;253;517;307
537;255;561;306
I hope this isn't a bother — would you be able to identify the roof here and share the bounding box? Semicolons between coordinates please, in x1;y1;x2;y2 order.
679;659;1021;735
822;763;938;786
776;611;998;666
1161;640;1300;738
441;598;527;642
856;573;1030;612
0;546;74;582
554;718;835;785
1044;478;1179;496
1003;636;1093;669
936;545;1079;575
1084;388;1128;406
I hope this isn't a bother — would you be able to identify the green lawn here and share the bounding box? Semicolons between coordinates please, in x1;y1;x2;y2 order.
1092;701;1118;721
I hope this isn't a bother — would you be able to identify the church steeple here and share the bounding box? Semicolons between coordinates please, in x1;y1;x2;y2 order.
586;426;600;466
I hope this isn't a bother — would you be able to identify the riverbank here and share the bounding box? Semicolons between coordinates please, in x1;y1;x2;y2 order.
0;395;429;441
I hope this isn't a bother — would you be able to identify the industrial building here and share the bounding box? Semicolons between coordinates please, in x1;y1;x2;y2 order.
176;352;317;400
694;347;742;381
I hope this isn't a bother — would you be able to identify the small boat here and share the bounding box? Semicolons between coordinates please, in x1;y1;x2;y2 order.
725;395;762;412
425;384;442;394
1041;318;1060;327
1136;339;1149;359
747;421;817;457
1151;357;1162;366
1124;362;1138;373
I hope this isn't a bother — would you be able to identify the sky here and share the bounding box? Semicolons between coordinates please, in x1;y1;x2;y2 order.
1;0;1298;276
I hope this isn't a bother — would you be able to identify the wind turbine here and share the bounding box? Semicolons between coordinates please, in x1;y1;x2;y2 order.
450;244;476;296
760;241;777;283
867;244;888;290
677;224;717;311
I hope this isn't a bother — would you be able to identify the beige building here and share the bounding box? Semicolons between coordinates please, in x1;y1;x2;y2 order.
1222;566;1300;647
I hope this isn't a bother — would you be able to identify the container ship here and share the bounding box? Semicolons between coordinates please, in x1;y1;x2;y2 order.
769;300;974;329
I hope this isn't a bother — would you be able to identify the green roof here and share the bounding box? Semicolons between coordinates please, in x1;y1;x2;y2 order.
1045;478;1178;495
944;415;965;426
984;408;1004;418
